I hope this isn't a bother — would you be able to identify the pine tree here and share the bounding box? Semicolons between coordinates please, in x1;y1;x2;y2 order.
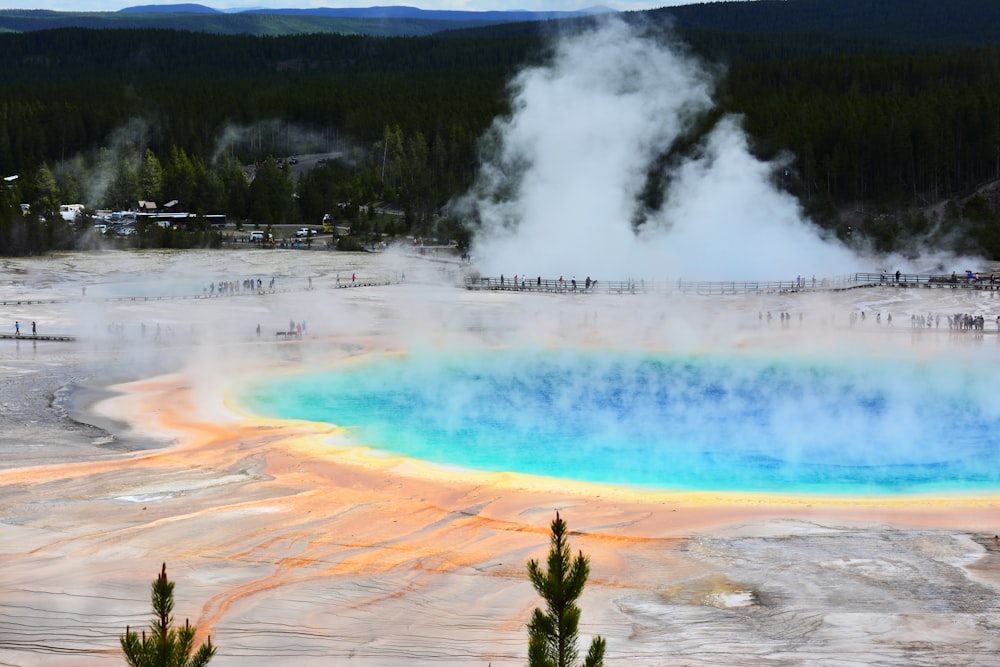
526;512;606;667
120;563;216;667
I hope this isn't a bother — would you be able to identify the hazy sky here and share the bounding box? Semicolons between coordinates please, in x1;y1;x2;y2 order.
5;1;703;12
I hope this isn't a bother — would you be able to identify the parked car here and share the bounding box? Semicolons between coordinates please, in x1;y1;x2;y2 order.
295;227;313;238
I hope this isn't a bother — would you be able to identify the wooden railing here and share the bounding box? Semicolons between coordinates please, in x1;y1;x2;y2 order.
464;272;1000;294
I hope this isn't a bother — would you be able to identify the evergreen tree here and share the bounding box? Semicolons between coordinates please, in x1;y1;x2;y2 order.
120;563;216;667
248;156;294;226
163;146;198;210
139;148;164;204
108;156;139;211
31;163;58;220
526;512;606;667
214;154;251;221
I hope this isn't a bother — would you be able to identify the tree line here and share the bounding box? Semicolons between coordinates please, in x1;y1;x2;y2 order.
2;20;1000;256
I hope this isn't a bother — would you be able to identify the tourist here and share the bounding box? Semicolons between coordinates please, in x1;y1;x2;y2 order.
14;321;19;337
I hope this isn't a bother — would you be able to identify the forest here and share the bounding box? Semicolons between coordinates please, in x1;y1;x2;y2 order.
2;0;1000;258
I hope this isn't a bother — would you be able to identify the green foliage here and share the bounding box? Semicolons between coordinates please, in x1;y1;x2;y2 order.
336;234;364;251
31;163;58;219
140;149;164;203
656;0;1000;48
120;563;216;667
296;158;359;226
526;512;605;667
249;157;294;226
3;3;1000;256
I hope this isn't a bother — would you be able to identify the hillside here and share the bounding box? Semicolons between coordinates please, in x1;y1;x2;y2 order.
3;0;1000;258
0;5;612;37
655;0;1000;47
2;0;999;43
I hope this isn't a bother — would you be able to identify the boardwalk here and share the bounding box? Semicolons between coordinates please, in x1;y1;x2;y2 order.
0;333;76;342
464;272;1000;295
0;275;399;343
0;276;397;309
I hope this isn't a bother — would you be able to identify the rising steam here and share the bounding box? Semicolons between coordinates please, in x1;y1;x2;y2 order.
457;18;863;281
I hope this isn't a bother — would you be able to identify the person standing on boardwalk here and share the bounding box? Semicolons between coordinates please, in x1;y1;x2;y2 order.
14;321;19;337
31;321;36;335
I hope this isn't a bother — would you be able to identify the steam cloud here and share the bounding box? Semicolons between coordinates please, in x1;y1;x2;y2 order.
458;18;863;281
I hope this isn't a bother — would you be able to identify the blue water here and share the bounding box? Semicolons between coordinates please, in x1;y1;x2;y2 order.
235;349;1000;495
88;279;210;297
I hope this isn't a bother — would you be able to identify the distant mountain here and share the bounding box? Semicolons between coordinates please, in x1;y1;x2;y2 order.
235;5;615;22
0;4;615;37
120;3;221;12
444;0;1000;48
2;0;998;45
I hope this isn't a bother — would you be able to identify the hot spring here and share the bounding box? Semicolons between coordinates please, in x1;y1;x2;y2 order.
236;347;1000;496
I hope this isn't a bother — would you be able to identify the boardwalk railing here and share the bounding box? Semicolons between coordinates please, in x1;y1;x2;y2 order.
850;272;1000;289
0;276;398;308
464;272;1000;294
463;275;857;294
0;333;76;342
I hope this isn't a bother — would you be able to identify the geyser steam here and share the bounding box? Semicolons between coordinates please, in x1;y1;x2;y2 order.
458;18;861;281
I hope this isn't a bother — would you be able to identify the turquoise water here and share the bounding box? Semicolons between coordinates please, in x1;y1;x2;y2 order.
89;279;211;297
236;349;1000;495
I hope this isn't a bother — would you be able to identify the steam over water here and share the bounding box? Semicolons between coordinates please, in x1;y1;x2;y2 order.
379;18;1000;496
457;18;863;281
238;348;1000;495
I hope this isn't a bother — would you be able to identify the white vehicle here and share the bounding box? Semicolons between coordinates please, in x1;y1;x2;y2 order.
295;227;313;238
93;223;107;234
60;204;84;221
